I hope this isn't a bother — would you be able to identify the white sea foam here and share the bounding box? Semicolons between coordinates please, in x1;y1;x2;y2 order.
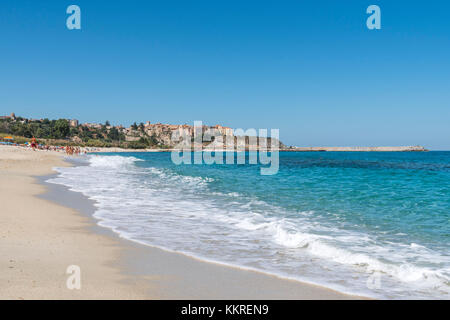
48;154;450;299
89;155;143;168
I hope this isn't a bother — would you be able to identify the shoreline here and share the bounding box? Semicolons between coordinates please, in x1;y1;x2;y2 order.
86;146;428;153
0;142;430;154
1;145;363;299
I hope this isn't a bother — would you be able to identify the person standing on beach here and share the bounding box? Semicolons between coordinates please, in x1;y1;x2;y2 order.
30;137;37;150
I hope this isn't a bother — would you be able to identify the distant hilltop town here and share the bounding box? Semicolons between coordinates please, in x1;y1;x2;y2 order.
0;113;427;151
81;120;234;145
0;113;283;150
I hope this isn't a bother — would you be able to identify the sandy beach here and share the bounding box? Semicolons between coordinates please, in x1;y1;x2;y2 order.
0;145;149;299
0;145;358;299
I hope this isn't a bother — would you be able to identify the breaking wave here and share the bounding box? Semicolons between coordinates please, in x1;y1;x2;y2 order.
48;154;450;299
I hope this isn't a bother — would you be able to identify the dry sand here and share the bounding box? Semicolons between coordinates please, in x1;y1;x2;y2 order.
0;145;148;299
0;145;360;300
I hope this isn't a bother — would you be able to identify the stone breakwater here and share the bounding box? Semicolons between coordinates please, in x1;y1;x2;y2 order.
284;146;428;152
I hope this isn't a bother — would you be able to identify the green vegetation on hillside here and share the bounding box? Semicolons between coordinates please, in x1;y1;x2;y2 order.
0;118;166;149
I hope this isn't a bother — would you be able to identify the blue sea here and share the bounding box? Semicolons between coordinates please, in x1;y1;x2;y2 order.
49;151;450;299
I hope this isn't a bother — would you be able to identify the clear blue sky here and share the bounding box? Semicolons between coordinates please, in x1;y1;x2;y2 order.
0;0;449;149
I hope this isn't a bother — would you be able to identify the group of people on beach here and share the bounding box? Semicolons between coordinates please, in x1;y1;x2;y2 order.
29;137;82;155
2;136;90;155
30;137;66;152
65;146;82;155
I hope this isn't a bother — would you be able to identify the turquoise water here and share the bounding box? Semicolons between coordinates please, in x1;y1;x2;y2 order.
50;151;450;299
